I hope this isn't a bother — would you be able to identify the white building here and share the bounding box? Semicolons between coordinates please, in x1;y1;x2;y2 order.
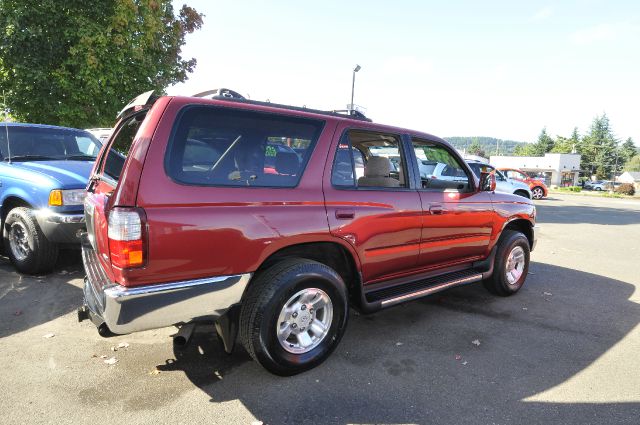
489;153;581;187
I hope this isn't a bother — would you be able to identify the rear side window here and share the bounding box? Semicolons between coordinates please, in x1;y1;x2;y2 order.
102;113;146;182
165;106;323;187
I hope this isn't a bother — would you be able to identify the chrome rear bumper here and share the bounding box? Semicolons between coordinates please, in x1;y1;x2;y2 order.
80;234;251;335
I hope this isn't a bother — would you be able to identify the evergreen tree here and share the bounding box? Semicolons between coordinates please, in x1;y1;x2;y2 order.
624;155;640;172
532;127;555;156
580;114;618;178
467;139;486;158
620;137;637;164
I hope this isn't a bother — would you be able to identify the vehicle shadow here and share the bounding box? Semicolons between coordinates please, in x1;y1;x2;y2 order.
0;250;83;338
536;203;640;225
159;263;639;424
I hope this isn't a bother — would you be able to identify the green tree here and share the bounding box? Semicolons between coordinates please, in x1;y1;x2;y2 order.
0;0;203;128
531;127;555;156
552;127;580;154
620;137;637;164
551;135;573;154
579;114;618;178
467;139;486;158
624;155;640;172
513;143;536;156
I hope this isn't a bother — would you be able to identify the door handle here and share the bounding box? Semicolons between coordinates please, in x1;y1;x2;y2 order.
429;204;445;215
335;209;355;220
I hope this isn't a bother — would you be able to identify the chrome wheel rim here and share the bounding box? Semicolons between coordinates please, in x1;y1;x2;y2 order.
277;288;333;354
505;246;525;285
9;222;30;261
532;188;543;199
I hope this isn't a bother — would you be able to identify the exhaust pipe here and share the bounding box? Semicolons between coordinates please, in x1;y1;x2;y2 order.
173;323;195;348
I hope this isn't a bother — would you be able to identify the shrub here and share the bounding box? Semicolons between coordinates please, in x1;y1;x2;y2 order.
615;183;635;196
558;186;582;192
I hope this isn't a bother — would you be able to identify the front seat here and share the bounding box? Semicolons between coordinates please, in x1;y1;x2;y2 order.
357;156;400;188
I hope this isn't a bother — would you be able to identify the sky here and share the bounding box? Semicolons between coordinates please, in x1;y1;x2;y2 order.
168;0;640;145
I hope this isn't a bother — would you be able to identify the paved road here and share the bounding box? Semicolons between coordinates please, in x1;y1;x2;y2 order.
0;194;639;425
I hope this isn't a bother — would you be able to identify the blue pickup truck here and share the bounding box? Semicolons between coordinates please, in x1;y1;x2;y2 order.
0;123;101;274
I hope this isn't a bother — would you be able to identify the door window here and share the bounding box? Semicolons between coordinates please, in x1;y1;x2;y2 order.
412;139;471;191
331;130;408;189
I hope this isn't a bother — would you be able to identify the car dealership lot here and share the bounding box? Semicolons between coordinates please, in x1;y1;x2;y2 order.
0;194;638;425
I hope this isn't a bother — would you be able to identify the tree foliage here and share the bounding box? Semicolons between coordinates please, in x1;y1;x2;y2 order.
624;155;640;172
466;139;486;158
0;0;203;128
445;136;527;156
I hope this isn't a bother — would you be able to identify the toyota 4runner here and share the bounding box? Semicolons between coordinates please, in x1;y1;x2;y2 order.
79;89;537;375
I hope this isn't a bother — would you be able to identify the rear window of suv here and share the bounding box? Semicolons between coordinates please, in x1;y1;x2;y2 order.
165;106;323;188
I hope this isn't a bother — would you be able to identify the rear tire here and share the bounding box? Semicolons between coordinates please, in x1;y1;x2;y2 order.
239;259;349;376
3;207;58;274
532;186;545;199
483;230;530;296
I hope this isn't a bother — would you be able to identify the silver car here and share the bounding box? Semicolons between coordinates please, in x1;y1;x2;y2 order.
467;161;532;199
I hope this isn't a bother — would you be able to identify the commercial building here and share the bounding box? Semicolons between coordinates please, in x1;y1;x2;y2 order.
489;153;581;187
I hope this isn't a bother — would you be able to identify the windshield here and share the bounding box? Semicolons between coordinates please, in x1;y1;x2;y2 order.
0;126;101;161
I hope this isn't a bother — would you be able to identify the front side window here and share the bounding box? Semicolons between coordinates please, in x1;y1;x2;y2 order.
331;130;408;189
165;106;323;187
412;139;471;191
0;126;100;162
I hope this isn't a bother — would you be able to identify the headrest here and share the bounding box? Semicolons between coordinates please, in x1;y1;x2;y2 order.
365;156;391;177
275;151;300;175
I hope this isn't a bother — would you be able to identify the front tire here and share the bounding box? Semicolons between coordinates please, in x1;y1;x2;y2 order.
239;259;349;376
3;207;58;274
483;230;530;296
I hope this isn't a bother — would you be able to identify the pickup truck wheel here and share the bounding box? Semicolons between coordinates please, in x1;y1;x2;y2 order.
3;207;58;274
239;259;349;376
483;230;530;296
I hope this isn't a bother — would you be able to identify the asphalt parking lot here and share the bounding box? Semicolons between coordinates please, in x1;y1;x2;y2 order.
0;193;639;425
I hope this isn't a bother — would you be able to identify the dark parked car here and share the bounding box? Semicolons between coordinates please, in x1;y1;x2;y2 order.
79;89;537;375
0;123;101;273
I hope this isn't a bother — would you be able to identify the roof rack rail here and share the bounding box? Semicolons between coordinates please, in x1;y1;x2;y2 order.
185;89;372;122
192;88;246;100
330;109;369;120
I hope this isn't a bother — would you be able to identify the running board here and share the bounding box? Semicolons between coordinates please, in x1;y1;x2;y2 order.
365;269;483;308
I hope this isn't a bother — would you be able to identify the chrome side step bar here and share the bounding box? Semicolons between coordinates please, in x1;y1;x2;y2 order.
379;273;483;308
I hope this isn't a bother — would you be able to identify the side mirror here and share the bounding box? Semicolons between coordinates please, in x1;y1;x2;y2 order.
479;172;496;192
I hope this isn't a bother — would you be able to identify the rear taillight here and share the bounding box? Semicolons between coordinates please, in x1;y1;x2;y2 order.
108;208;145;269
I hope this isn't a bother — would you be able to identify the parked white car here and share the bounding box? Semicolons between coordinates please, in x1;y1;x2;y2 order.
85;128;113;143
467;161;532;199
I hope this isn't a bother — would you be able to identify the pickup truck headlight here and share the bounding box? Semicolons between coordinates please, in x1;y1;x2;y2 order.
48;189;87;206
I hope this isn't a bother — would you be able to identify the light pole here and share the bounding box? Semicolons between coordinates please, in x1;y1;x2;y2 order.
350;64;361;113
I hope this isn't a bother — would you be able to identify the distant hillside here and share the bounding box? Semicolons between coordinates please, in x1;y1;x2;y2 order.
445;137;529;156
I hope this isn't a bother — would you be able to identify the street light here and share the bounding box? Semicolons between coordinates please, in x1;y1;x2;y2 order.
350;64;361;113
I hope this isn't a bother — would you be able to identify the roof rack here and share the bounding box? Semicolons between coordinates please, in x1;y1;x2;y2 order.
192;88;246;100
330;109;369;120
188;88;372;122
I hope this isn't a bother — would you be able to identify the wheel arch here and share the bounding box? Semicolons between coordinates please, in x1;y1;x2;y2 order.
514;189;531;199
502;218;534;249
250;240;363;306
1;195;33;222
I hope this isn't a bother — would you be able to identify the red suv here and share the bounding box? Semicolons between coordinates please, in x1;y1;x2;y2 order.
79;89;537;375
